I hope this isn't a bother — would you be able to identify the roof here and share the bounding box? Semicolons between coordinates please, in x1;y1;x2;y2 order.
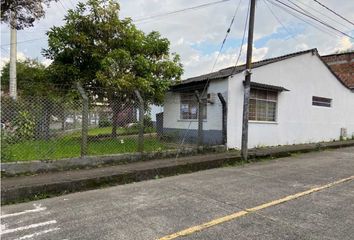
320;51;354;89
171;48;353;92
245;81;290;92
321;50;354;58
174;49;318;87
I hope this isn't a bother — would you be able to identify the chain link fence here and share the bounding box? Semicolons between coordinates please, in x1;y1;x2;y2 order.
1;87;223;162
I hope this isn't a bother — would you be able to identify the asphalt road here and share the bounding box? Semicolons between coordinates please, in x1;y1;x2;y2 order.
1;147;354;240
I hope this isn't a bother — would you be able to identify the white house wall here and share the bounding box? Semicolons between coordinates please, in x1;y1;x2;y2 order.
163;78;228;144
227;52;354;149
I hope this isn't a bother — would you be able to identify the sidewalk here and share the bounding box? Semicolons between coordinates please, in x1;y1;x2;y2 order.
2;140;354;205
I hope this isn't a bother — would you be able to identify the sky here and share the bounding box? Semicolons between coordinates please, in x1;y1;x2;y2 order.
0;0;353;79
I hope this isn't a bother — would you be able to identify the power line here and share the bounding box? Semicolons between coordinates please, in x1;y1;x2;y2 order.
0;1;234;46
210;0;243;73
201;0;243;97
284;0;340;37
291;0;352;31
233;0;250;68
1;46;10;56
312;0;354;26
286;0;351;34
134;0;232;23
0;37;46;47
58;0;68;11
175;0;245;159
267;0;342;38
272;0;353;39
263;0;301;44
287;0;328;24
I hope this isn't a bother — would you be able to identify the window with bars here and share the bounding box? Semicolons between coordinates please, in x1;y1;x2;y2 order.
312;96;332;107
180;93;207;120
249;88;278;122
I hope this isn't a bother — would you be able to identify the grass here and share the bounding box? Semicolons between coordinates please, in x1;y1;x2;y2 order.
2;126;169;162
66;126;155;138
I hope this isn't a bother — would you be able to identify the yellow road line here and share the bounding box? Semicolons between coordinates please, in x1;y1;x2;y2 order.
158;175;354;240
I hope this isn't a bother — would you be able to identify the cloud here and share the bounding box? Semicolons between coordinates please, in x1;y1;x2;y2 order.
1;0;353;79
41;58;53;67
0;51;27;72
334;37;354;51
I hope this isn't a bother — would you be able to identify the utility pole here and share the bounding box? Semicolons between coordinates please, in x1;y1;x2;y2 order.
241;0;256;160
9;12;17;100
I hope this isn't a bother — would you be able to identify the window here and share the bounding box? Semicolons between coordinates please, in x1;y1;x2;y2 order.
180;93;207;120
249;89;278;122
312;96;332;107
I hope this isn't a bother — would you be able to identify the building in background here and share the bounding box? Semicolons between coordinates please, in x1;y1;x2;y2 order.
162;49;354;148
321;51;354;90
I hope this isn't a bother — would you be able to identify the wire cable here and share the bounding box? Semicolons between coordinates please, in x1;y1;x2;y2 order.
287;0;352;33
0;1;234;46
175;0;245;159
312;0;354;26
291;0;352;31
200;0;244;97
263;0;302;44
58;0;68;12
233;1;250;70
1;47;10;56
0;37;46;47
209;0;243;74
267;0;342;38
272;0;353;39
134;0;232;23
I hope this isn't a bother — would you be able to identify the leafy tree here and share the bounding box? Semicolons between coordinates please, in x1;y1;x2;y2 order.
44;0;183;137
1;0;57;29
1;59;76;139
1;59;53;96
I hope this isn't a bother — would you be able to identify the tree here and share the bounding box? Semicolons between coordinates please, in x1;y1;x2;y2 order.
44;0;183;137
1;0;56;29
1;59;51;96
1;59;63;140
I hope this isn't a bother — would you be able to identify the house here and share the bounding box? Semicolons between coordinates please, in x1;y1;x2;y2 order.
162;49;354;149
321;51;354;90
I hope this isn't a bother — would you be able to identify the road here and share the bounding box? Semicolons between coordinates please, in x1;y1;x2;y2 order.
1;147;354;240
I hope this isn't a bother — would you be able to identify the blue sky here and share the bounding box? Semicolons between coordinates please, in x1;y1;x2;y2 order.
1;0;353;78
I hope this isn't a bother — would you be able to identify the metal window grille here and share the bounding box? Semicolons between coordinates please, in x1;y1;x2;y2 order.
249;88;278;122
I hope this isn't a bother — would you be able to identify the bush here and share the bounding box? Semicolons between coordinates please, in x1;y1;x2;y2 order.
98;117;112;128
14;110;36;140
144;114;153;128
1;130;14;161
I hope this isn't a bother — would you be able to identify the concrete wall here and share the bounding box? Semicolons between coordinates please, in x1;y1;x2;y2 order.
227;52;354;149
163;79;228;144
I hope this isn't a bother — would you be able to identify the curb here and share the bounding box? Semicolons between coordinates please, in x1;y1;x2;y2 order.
1;145;226;177
1;153;240;205
2;140;354;205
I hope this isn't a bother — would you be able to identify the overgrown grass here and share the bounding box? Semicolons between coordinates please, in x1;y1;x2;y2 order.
2;126;169;162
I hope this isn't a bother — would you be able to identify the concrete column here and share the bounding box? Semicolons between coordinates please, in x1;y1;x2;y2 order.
9;14;17;100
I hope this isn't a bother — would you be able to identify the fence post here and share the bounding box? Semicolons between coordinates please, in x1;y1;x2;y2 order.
217;93;227;145
195;91;204;147
135;90;144;153
76;83;89;157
